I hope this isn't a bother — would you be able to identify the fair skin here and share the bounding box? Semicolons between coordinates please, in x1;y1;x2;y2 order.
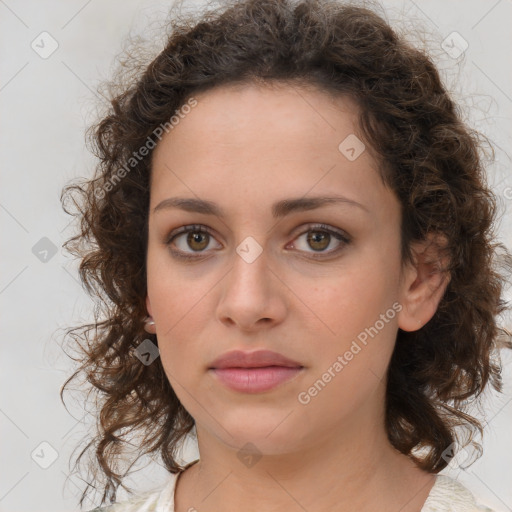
145;82;449;512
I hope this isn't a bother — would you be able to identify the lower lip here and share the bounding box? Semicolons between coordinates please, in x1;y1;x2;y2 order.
210;366;303;393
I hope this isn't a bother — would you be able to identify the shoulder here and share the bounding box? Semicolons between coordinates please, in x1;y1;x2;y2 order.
85;471;180;512
421;474;496;512
85;493;158;512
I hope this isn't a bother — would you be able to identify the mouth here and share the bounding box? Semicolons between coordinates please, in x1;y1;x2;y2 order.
209;365;304;393
207;349;304;393
209;349;303;370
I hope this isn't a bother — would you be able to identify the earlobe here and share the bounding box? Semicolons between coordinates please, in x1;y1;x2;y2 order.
397;234;451;332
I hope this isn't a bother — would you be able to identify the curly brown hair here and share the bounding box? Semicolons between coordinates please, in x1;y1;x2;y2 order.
59;0;512;508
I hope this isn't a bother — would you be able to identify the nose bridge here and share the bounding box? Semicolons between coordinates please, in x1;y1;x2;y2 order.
216;234;284;328
229;234;270;295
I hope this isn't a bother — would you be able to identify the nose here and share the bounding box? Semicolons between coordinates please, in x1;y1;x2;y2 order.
215;242;287;332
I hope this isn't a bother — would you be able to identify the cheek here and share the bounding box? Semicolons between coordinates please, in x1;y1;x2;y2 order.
153;307;208;408
146;245;215;330
294;275;399;426
291;252;401;394
293;257;399;343
146;252;210;378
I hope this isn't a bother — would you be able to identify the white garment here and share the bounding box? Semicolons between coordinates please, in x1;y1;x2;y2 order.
88;467;496;512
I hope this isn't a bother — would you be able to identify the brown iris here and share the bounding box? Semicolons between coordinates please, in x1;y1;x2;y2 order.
187;231;209;251
307;231;330;251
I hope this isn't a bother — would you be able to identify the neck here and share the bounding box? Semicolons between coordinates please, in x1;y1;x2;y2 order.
175;412;436;512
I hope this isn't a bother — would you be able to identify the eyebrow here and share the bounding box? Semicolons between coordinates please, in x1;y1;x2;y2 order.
153;195;368;218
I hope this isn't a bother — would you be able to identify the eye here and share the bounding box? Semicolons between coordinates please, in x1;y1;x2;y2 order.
165;223;351;261
165;224;221;260
287;223;351;258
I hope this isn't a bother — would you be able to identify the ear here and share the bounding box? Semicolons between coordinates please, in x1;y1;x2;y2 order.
397;233;451;332
146;295;153;317
145;295;156;334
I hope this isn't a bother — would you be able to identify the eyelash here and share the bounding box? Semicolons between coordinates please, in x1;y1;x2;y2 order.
165;223;351;261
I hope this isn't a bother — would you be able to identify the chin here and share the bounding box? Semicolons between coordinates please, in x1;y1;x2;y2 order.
209;409;307;452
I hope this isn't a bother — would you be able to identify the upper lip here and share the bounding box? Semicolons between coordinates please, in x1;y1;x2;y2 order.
209;350;303;369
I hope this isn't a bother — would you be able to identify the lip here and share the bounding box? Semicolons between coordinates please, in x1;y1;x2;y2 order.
209;349;303;369
208;349;304;393
210;367;304;393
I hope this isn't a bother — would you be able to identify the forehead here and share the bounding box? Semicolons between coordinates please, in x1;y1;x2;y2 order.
153;81;363;158
149;82;390;217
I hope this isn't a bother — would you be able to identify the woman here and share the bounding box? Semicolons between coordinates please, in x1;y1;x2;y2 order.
60;0;511;511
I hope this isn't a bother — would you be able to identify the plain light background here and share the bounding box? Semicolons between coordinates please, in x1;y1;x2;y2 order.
1;1;511;511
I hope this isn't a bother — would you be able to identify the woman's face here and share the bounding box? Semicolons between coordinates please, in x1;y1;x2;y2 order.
146;82;413;456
